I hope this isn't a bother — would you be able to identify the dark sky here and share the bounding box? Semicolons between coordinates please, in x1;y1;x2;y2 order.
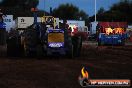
38;0;121;16
0;0;2;3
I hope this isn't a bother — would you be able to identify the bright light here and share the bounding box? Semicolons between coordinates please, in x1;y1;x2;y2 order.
106;28;113;35
105;28;125;35
69;24;78;32
115;28;124;34
49;43;63;48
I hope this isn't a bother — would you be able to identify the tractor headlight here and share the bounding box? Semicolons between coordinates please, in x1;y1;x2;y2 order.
49;43;63;48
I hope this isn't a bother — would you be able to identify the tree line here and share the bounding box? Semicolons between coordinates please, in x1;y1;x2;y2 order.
90;0;132;24
0;0;131;24
0;0;48;18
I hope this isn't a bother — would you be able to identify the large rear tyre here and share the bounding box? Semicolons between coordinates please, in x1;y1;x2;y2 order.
36;44;47;58
65;35;74;58
23;28;38;57
7;32;22;57
75;36;82;57
0;45;7;57
72;36;82;57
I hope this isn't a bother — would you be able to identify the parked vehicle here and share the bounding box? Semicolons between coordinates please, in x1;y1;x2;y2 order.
96;22;127;46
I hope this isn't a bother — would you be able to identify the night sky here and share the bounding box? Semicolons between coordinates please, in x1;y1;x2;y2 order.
38;0;121;16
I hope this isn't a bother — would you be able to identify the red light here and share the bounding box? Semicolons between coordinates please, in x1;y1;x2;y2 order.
31;8;38;12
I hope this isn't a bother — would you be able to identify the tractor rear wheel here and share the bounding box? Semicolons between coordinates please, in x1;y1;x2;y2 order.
64;34;73;58
7;30;22;57
72;36;82;57
23;28;38;57
76;36;82;56
0;45;7;57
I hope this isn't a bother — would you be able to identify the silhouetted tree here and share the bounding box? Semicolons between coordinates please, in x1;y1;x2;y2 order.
0;0;39;10
97;7;105;15
90;0;132;24
0;0;48;18
52;3;89;21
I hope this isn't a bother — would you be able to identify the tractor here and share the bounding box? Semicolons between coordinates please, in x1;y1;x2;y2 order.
21;8;82;58
7;8;82;58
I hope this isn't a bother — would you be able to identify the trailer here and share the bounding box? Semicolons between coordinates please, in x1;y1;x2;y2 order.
97;22;127;46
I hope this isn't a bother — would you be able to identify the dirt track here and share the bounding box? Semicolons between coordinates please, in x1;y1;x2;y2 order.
0;41;132;88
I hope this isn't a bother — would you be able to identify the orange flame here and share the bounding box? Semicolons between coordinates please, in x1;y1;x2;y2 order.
106;28;113;35
115;28;124;34
81;67;89;78
105;28;124;35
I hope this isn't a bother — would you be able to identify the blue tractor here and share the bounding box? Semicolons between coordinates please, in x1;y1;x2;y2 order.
22;8;82;57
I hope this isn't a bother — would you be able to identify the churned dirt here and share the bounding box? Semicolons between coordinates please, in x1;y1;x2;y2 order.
0;41;132;88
